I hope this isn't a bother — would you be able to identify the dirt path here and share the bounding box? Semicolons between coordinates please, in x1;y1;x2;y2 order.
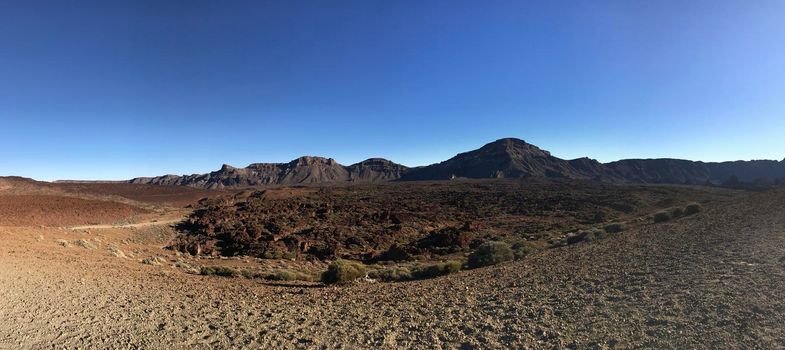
1;190;785;349
67;218;183;230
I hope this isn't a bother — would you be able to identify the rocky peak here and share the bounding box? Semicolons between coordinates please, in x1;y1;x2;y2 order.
219;164;237;172
289;156;337;167
474;138;552;159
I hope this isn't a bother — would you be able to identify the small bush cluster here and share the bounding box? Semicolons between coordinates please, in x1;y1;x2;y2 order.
142;256;167;266
200;266;240;277
367;260;463;282
261;249;297;260
566;228;606;245
74;239;96;249
604;222;626;234
467;241;513;269
684;203;702;215
653;210;672;223
321;260;367;284
368;266;413;281
412;260;462;279
654;203;702;223
511;242;539;260
240;268;317;282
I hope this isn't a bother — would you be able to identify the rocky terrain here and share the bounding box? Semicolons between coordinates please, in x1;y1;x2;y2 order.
170;179;728;262
1;179;784;349
127;138;785;189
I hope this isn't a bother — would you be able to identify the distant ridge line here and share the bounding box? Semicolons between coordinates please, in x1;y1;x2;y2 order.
113;138;785;189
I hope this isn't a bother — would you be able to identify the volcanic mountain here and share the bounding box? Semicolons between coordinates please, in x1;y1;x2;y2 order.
130;157;409;189
127;138;785;188
400;138;609;180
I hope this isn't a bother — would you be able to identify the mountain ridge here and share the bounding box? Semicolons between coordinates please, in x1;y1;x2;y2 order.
126;138;785;188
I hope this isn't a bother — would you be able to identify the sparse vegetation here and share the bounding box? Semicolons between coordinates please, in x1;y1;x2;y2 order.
412;260;463;279
200;266;240;277
604;222;626;233
321;260;367;284
670;207;684;219
567;228;605;245
142;256;167;266
175;260;199;274
107;246;126;258
467;241;513;269
74;239;96;249
653;210;672;223
261;249;297;260
511;242;539;260
366;260;463;282
685;202;702;215
368;266;413;282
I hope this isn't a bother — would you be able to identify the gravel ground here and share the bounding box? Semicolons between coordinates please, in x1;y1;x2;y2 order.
1;189;785;349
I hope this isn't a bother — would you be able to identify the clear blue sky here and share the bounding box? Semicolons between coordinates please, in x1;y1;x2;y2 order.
1;1;784;181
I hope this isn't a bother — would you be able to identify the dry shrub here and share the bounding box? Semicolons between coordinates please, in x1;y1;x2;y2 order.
684;203;702;215
604;222;626;233
412;260;463;279
200;266;240;277
108;246;127;258
321;260;367;284
467;241;513;269
368;266;413;282
142;256;167;266
653;211;672;223
74;239;96;249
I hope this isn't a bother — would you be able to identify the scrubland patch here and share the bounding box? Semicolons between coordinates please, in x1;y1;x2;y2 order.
321;260;367;284
653;211;672;223
467;241;513;269
74;239;96;249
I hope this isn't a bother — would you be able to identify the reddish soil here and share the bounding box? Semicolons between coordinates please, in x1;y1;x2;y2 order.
1;186;784;348
53;182;231;207
1;177;783;348
0;195;150;227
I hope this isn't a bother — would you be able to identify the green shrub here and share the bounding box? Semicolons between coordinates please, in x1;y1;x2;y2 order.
240;269;260;279
262;249;297;260
684;203;702;215
567;228;605;245
200;266;240;277
321;260;367;284
512;244;536;260
240;269;317;282
604;222;626;234
467;241;513;269
670;207;684;218
653;211;671;223
368;266;412;282
266;269;300;281
412;261;463;279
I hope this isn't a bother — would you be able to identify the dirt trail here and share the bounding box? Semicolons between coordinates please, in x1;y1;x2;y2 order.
67;218;183;230
1;190;785;349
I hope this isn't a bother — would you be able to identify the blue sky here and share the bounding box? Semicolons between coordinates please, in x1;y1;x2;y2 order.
1;1;784;181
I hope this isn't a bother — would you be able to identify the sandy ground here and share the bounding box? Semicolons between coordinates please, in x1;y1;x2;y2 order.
2;189;785;349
